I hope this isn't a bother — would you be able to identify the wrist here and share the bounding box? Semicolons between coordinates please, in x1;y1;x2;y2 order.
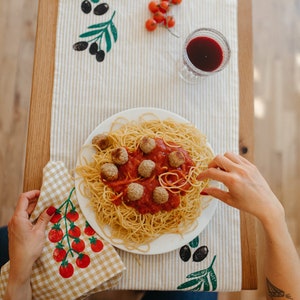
259;206;287;237
8;262;33;286
5;276;32;300
257;194;285;226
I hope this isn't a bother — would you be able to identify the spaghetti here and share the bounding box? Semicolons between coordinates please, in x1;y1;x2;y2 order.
76;115;213;251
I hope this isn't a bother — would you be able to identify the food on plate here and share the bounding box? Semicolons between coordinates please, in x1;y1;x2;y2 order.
139;136;156;154
76;115;213;251
138;159;156;178
92;133;111;150
153;186;169;204
100;163;118;181
111;147;128;165
168;150;185;168
127;183;145;201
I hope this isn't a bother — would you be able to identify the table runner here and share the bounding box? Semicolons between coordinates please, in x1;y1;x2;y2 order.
50;0;241;292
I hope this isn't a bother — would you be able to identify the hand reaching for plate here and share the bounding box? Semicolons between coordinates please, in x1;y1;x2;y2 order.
198;152;284;226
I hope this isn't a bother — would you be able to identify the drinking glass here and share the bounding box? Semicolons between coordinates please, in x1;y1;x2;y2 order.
178;28;231;83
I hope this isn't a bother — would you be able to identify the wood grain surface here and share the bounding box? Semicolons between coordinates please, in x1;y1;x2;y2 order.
237;0;257;291
23;0;58;192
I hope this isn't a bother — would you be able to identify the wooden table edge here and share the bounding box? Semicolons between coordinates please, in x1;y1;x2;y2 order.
238;0;258;290
23;0;257;290
23;0;58;191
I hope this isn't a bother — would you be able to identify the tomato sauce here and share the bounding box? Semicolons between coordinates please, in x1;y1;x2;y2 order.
104;138;195;214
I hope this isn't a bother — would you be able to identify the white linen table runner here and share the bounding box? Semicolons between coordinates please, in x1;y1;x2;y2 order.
50;0;241;291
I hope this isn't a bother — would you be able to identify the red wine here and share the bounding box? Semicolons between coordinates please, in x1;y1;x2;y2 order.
186;36;223;72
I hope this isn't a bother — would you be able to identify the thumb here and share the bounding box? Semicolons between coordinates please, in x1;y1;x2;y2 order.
35;206;56;232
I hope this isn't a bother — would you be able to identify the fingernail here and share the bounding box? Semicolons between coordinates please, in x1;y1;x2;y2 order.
200;191;208;196
46;206;56;216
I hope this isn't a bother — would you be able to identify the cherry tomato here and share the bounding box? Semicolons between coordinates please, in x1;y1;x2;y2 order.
66;208;79;222
153;11;165;23
53;246;67;262
59;261;74;278
68;224;81;238
148;1;159;13
171;0;182;4
72;238;85;253
145;18;158;31
90;237;104;252
50;211;62;224
165;15;175;28
48;225;63;243
76;253;91;269
84;222;96;236
159;1;170;13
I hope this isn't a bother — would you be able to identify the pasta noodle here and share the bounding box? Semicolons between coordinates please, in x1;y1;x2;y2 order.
76;114;213;251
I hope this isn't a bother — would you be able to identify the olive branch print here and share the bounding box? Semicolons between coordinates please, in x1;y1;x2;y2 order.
177;255;217;291
73;1;118;63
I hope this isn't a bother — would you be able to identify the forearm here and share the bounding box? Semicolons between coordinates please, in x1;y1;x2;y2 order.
262;217;300;300
4;264;33;300
4;277;32;300
4;190;52;300
197;153;300;298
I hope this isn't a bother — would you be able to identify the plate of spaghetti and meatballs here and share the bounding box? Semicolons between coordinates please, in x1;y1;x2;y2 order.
75;107;218;254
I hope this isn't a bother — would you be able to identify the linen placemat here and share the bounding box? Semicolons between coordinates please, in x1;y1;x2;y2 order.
50;0;241;291
0;161;125;300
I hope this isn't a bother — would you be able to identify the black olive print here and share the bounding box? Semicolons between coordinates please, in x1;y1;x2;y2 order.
192;245;209;262
94;3;109;15
89;42;98;55
179;245;191;262
81;0;92;14
96;50;105;62
73;41;89;51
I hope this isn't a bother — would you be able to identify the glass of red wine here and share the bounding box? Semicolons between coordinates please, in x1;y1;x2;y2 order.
179;28;231;83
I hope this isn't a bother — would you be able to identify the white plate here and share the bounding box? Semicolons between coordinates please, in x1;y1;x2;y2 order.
75;107;218;255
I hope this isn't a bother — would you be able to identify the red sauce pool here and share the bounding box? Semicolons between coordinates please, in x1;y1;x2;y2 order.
104;138;195;214
186;36;223;72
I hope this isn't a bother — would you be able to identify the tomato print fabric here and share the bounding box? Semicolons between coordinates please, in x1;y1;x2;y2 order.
0;161;125;300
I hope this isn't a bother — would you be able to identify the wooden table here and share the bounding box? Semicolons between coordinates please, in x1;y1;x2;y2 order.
24;0;256;290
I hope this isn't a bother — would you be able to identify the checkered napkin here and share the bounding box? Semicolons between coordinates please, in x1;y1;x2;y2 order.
0;161;125;300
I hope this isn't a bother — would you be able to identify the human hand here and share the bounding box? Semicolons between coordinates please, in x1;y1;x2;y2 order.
7;190;56;284
198;152;284;225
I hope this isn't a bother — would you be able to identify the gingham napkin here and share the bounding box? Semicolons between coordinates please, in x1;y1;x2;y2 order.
0;161;125;300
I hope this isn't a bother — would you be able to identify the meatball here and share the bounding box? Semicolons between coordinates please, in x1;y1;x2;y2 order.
168;151;185;168
92;134;111;150
140;136;156;154
100;163;118;181
111;147;128;165
138;160;155;178
153;186;169;204
127;183;144;201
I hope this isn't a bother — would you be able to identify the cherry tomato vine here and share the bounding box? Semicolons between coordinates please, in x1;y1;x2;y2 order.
48;187;104;278
145;0;182;36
